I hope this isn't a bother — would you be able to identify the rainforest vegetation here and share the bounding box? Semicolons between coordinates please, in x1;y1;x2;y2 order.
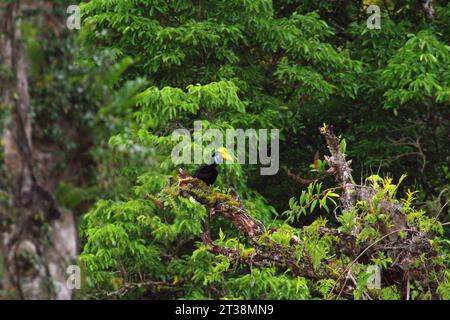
0;0;449;300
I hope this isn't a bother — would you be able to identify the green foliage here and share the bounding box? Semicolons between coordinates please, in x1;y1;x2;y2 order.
284;182;339;221
381;30;449;113
65;0;450;300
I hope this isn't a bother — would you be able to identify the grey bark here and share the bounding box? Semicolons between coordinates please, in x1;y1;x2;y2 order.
421;0;435;21
0;1;76;300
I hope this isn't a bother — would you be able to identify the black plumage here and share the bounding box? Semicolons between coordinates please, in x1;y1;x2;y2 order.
193;162;218;185
192;148;231;185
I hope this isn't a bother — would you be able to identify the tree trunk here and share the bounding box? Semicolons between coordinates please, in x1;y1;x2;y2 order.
0;1;76;300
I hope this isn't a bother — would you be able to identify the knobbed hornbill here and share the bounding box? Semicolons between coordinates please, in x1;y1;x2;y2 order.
193;147;232;185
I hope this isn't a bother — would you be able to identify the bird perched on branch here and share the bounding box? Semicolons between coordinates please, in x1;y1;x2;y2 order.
193;147;232;185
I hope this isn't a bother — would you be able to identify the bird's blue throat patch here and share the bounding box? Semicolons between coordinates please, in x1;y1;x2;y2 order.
213;155;222;164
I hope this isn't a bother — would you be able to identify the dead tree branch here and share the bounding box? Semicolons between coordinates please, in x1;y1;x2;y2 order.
319;125;356;211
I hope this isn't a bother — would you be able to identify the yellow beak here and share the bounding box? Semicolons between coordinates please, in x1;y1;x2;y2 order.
218;147;233;161
221;151;232;161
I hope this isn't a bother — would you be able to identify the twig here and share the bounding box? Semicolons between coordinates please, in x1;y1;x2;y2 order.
406;273;410;300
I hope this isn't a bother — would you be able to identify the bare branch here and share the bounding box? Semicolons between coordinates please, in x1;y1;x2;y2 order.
319;125;356;211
